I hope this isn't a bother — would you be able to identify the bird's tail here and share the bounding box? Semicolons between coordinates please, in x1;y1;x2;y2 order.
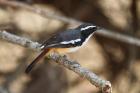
25;49;50;73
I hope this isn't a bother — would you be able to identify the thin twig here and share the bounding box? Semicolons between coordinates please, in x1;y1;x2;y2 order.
0;0;140;47
0;31;112;93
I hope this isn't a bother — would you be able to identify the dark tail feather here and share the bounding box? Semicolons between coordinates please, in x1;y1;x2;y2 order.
25;49;49;73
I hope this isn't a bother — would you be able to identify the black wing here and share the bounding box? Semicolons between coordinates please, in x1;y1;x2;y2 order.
41;29;82;49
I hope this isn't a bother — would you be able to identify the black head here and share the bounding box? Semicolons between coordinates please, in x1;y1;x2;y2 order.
75;23;97;42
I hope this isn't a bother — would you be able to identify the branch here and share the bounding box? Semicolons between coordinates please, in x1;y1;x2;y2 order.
49;53;111;93
1;0;140;47
97;29;140;46
0;31;41;50
0;0;82;24
0;31;112;93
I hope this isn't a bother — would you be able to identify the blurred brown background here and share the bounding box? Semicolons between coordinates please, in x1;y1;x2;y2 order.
0;0;140;93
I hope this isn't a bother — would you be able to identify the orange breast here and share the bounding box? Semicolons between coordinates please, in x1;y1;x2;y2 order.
54;48;71;53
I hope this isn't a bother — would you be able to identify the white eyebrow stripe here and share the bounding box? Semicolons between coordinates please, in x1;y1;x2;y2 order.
81;26;96;31
60;39;81;44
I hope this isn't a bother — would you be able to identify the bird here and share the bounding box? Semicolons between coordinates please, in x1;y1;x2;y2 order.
25;23;99;73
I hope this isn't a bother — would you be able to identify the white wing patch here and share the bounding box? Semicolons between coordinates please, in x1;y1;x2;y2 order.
40;45;45;49
81;26;96;31
60;39;81;44
40;43;59;49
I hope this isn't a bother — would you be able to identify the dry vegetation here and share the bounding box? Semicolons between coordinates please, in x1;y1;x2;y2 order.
0;0;140;93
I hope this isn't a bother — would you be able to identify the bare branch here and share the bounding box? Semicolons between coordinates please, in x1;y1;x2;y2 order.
0;0;140;47
0;31;112;93
0;31;41;50
0;0;82;24
98;29;140;46
49;53;112;93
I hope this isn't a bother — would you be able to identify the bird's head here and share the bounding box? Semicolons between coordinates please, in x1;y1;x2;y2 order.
76;23;98;39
